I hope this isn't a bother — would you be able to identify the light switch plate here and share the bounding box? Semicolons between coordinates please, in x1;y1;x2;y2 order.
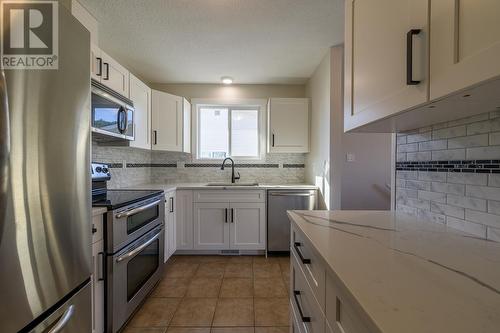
346;153;355;162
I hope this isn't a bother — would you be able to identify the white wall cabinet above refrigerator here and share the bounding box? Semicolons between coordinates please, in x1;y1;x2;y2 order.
268;98;309;153
90;45;130;98
129;74;151;150
345;0;500;133
151;89;191;153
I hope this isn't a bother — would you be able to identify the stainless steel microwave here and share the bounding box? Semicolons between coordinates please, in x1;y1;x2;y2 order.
91;81;134;141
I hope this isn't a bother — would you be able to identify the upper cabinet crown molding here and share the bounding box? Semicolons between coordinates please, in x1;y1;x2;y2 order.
151;89;191;153
345;0;500;133
268;98;310;153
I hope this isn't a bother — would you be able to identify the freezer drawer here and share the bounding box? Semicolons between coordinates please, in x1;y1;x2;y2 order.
267;190;317;253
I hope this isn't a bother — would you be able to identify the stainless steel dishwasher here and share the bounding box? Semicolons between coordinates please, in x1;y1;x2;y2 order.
267;189;317;254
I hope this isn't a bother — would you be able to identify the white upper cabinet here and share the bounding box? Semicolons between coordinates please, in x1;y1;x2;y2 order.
430;0;500;100
90;44;102;82
151;90;191;152
344;0;429;132
268;98;309;153
100;51;130;98
129;74;151;150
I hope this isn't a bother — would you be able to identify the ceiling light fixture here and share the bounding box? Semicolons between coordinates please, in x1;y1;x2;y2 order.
221;76;233;85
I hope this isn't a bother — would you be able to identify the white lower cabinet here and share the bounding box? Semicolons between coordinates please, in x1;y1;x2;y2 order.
193;202;230;250
164;190;177;262
175;190;194;250
91;213;104;333
230;202;266;250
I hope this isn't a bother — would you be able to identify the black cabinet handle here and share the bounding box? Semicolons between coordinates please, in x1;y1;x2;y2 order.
92;225;97;234
406;29;421;85
96;57;102;76
293;290;311;323
97;252;105;281
272;133;275;147
153;130;158;145
169;197;174;213
225;208;228;223
294;242;311;264
231;208;234;223
103;62;109;80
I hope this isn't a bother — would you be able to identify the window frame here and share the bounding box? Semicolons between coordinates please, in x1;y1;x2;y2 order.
191;98;267;162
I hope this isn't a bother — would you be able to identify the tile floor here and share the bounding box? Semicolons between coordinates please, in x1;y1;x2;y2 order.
124;255;291;333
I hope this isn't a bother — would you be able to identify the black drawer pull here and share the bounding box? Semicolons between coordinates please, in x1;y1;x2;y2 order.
293;290;311;323
406;29;421;85
294;242;311;264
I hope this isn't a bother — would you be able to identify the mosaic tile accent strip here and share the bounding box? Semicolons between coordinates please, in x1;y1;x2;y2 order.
185;163;280;168
126;163;177;168
283;164;306;168
396;160;500;173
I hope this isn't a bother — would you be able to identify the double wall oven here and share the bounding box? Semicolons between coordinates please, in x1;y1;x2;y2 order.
92;163;165;333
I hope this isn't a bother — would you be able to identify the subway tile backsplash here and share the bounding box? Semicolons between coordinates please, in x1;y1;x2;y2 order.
92;141;306;188
396;111;500;242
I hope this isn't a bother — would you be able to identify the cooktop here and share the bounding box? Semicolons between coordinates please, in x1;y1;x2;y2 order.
92;189;164;210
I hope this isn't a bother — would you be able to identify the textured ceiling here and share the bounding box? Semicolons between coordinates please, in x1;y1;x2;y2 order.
78;0;344;84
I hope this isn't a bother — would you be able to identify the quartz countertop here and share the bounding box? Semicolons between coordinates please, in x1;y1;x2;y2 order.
124;183;318;192
287;210;500;333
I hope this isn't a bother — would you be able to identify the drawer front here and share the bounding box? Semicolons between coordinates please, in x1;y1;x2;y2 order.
92;213;104;244
193;190;265;203
290;298;305;333
292;226;325;310
326;273;370;333
291;251;325;333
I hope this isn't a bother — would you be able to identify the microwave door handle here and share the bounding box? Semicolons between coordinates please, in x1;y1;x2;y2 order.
123;108;128;134
116;229;162;263
115;199;162;218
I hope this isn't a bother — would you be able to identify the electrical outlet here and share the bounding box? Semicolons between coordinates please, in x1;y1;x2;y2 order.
346;153;355;162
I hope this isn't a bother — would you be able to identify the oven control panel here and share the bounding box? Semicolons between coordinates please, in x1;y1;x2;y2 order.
92;162;111;181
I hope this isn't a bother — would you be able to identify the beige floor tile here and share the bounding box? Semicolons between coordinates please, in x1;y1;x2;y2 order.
282;276;290;295
167;328;211;333
220;278;253;298
123;328;167;333
226;256;254;264
165;262;199;278
253;256;282;265
128;298;181;328
254;278;287;298
253;264;282;279
211;328;254;333
195;263;227;278
186;278;222;297
254;327;289;333
151;278;190;298
224;263;253;278
212;298;254;327
170;298;217;327
279;261;290;274
196;255;229;263
254;298;290;327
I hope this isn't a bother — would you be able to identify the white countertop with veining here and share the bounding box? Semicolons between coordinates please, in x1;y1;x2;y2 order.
123;183;318;192
288;210;500;333
92;207;107;216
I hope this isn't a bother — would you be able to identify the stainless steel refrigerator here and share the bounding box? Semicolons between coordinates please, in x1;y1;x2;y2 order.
0;4;92;333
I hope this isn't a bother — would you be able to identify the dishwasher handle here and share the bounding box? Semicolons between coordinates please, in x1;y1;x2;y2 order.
269;192;315;197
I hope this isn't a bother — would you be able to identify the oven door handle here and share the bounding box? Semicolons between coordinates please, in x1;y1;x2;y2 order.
116;229;162;263
115;199;162;218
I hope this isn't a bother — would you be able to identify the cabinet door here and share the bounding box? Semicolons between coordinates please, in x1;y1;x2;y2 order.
183;98;191;153
176;190;194;250
164;201;171;263
90;44;102;81
129;74;151;150
268;98;309;153
167;191;177;256
229;202;266;250
91;240;104;333
151;90;183;152
101;51;130;97
430;1;500;99
193;203;230;250
344;0;429;131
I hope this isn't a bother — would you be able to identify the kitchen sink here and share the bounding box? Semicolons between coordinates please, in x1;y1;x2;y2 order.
206;182;259;186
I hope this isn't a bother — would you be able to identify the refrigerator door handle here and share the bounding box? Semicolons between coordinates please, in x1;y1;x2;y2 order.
47;305;75;333
0;70;10;238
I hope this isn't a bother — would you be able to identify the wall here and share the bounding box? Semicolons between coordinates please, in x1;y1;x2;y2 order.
306;49;332;209
396;111;500;242
93;83;308;188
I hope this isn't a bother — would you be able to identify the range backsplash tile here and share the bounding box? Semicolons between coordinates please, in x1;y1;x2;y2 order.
395;111;500;242
92;140;306;188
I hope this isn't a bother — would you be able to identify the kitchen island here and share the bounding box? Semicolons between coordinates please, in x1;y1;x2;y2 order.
288;210;500;333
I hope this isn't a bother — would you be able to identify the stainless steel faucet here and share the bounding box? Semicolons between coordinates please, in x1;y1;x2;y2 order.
221;157;240;183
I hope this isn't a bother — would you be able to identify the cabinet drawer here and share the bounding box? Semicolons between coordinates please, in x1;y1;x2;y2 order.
193;190;265;203
290;298;305;333
292;226;325;310
291;251;325;333
326;273;371;333
92;213;104;244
